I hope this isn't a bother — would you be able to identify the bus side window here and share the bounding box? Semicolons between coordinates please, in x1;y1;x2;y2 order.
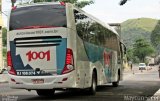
74;10;79;23
74;9;92;42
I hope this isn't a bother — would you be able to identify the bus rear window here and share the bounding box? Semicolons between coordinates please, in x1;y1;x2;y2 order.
9;4;67;31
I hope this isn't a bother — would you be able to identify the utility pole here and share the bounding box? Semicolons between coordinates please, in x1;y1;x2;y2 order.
0;0;3;71
11;0;16;7
108;23;121;39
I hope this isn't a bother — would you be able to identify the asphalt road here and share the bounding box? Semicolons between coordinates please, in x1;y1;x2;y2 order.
0;65;160;101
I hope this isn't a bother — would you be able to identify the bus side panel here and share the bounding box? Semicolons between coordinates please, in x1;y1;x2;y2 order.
76;35;89;88
83;42;107;87
66;3;80;88
72;5;122;88
76;37;110;88
74;32;120;87
110;51;119;82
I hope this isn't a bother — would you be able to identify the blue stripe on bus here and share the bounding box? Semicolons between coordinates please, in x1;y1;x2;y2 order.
56;38;67;75
84;42;104;63
83;41;112;82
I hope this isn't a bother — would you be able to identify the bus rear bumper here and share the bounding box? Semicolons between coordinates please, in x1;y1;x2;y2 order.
8;71;77;90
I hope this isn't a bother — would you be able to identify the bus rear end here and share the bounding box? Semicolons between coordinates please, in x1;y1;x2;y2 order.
7;3;76;92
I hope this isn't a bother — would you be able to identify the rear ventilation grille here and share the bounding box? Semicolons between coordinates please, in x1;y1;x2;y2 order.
14;36;62;47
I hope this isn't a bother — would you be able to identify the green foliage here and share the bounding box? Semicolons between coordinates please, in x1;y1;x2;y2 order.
2;28;7;47
75;0;94;8
122;18;157;32
150;20;160;53
126;48;133;61
3;48;7;59
121;18;158;48
2;48;7;66
132;56;140;63
2;27;7;63
126;48;140;63
133;38;155;62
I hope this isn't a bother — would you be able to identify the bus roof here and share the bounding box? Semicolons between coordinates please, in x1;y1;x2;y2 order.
16;2;61;8
14;2;120;37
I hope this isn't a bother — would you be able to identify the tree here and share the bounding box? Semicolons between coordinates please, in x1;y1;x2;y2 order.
33;0;94;8
2;27;7;47
151;20;160;54
126;48;133;61
1;27;7;64
133;38;155;62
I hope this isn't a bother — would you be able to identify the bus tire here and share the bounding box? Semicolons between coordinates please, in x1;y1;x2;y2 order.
36;89;55;97
88;71;97;95
112;73;120;87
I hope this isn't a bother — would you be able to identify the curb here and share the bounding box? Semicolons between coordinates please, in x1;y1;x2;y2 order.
147;89;160;101
154;89;160;96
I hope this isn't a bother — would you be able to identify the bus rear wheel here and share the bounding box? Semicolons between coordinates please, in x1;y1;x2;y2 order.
36;89;55;97
88;71;97;95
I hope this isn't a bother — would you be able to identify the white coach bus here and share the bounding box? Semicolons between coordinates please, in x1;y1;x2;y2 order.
7;2;125;96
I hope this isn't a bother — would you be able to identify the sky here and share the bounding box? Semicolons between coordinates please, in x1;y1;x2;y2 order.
2;0;160;27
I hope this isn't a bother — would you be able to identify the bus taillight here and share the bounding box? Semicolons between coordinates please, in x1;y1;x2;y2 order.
7;51;16;75
62;48;74;74
60;2;65;6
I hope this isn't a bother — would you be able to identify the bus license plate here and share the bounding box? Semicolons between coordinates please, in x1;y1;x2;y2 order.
32;79;44;84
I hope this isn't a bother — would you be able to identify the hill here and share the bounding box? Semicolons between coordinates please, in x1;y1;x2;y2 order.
121;18;158;48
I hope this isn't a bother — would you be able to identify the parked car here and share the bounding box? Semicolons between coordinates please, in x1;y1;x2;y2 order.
139;63;146;70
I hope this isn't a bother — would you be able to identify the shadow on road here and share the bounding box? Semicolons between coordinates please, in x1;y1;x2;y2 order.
18;85;118;101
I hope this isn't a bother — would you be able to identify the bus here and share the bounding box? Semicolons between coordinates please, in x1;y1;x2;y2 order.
7;2;125;96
